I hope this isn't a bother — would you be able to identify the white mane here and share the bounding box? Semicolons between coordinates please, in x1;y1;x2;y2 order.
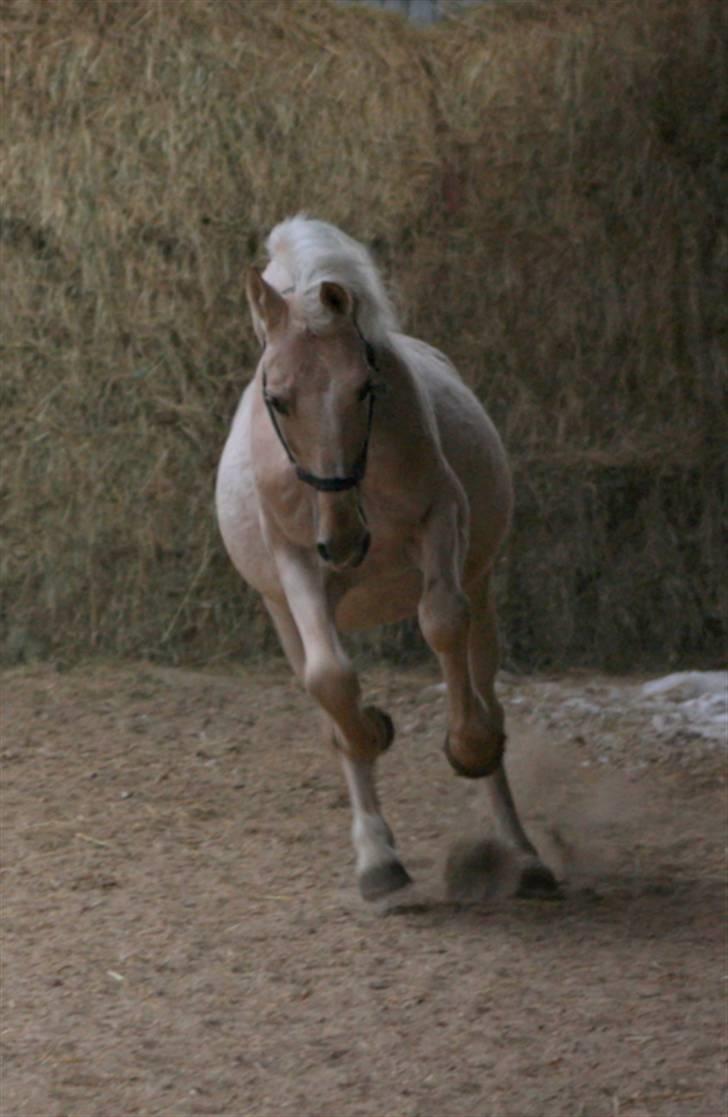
263;215;399;345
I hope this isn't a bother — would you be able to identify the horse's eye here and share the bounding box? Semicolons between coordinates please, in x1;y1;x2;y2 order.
265;393;289;417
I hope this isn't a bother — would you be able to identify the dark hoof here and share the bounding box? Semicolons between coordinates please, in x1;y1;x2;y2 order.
516;863;562;900
359;860;412;902
363;706;395;754
443;733;504;779
445;838;519;902
379;710;395;752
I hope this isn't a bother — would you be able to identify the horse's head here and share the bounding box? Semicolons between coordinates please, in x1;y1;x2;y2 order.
247;267;381;570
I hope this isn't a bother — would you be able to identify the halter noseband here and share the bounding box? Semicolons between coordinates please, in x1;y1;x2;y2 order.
261;335;379;494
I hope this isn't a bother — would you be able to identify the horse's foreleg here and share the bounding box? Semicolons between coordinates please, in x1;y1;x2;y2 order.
339;753;412;900
270;547;410;900
265;596;305;681
467;576;559;897
417;494;504;778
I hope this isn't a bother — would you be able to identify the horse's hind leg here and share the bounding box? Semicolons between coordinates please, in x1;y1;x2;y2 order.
464;575;559;898
265;595;410;901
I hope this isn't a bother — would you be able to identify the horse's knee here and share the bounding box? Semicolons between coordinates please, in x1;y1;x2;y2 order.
419;582;470;654
305;657;390;760
304;655;356;712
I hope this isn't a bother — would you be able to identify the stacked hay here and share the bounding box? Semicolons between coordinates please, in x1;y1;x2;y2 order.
417;0;728;667
1;0;725;668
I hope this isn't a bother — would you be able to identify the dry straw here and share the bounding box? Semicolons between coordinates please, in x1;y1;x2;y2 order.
1;0;725;669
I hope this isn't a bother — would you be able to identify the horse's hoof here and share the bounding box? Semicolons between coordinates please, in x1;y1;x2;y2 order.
516;862;562;900
445;838;519;902
443;733;504;779
364;706;395;754
359;859;412;902
379;710;395;752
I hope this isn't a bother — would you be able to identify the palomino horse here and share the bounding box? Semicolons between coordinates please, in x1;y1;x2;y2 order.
216;216;557;901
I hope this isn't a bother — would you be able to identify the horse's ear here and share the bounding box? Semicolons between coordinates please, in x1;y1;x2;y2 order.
246;267;287;342
319;281;354;319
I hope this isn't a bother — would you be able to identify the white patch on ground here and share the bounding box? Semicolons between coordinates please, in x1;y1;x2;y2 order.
509;669;727;767
422;670;727;767
639;671;727;745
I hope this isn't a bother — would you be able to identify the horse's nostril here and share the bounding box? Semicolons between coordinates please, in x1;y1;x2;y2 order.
354;532;371;566
317;534;369;567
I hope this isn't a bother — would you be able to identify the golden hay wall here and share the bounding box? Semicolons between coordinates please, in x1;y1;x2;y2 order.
1;0;725;668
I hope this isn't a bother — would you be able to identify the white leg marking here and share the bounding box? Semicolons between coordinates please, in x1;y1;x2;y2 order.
341;755;397;876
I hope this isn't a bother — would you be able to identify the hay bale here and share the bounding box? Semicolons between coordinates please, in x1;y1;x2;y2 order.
1;0;725;668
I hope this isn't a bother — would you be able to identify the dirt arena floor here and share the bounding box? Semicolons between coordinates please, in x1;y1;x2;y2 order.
1;660;726;1117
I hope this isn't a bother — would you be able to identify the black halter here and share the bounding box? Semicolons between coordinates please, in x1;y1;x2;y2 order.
262;336;379;493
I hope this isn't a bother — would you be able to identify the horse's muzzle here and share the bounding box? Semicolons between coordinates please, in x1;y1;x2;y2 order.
317;530;371;570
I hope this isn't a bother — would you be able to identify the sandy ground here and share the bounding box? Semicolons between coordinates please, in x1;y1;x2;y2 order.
1;660;726;1117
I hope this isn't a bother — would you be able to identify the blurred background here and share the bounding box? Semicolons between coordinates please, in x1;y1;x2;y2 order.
1;0;725;671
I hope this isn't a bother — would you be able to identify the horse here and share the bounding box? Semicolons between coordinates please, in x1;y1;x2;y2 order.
215;216;558;902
